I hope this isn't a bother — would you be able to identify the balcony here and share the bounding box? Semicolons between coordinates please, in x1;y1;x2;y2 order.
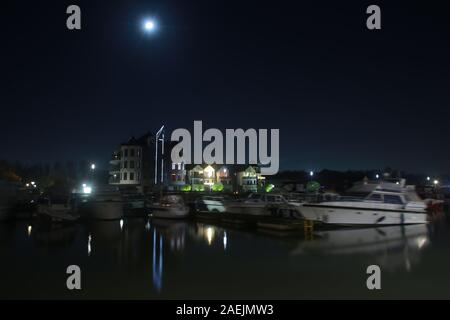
110;151;121;164
109;163;120;173
109;175;120;185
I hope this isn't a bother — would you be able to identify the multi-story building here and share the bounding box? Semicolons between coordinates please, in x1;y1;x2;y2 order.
109;133;159;192
181;164;265;192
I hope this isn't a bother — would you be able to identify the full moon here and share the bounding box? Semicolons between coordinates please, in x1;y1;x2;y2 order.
144;20;155;31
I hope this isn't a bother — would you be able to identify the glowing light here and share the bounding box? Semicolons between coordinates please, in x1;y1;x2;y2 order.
375;174;379;179
91;163;96;170
88;234;92;256
143;19;157;32
206;227;214;245
83;186;92;194
26;183;30;187
309;171;314;177
27;225;32;237
427;176;430;181
416;236;428;249
433;180;439;185
31;181;35;185
120;219;124;230
223;232;227;250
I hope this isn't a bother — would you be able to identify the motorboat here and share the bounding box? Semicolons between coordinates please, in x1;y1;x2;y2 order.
196;196;227;213
79;187;124;220
151;195;190;219
299;182;428;226
226;193;302;218
36;186;79;224
194;196;228;220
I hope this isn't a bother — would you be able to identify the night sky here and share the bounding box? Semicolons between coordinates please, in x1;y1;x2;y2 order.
2;0;450;174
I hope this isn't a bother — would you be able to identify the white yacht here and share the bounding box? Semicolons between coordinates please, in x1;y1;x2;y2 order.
299;183;428;226
151;195;190;219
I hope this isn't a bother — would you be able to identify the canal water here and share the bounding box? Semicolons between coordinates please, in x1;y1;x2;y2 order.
0;211;449;299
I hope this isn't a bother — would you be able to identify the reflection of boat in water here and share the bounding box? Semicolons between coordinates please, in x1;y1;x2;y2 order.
151;195;189;219
300;183;428;226
32;223;78;246
292;224;429;271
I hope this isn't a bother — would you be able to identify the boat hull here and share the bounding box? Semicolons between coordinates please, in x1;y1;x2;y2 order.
300;204;428;225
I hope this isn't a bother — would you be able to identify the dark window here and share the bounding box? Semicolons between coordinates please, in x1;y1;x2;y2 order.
130;149;135;157
368;194;382;201
123;161;128;169
130;161;135;169
130;172;134;180
123;172;127;180
124;149;128;157
384;195;404;204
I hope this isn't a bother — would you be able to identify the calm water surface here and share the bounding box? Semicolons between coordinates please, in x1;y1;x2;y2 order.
1;211;449;299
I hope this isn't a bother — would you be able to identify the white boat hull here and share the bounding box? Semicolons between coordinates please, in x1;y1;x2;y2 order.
300;204;428;225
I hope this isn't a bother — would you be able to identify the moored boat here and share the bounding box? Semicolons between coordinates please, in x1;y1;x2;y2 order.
151;195;190;219
299;183;428;226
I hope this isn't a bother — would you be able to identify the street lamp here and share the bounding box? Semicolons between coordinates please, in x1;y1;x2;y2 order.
433;180;439;186
375;174;379;179
155;125;165;184
91;163;96;170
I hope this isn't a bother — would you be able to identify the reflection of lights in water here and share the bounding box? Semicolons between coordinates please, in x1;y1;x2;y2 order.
416;236;428;249
27;225;32;237
120;219;124;230
223;231;227;250
152;230;163;292
206;227;214;245
145;221;151;231
88;234;92;256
